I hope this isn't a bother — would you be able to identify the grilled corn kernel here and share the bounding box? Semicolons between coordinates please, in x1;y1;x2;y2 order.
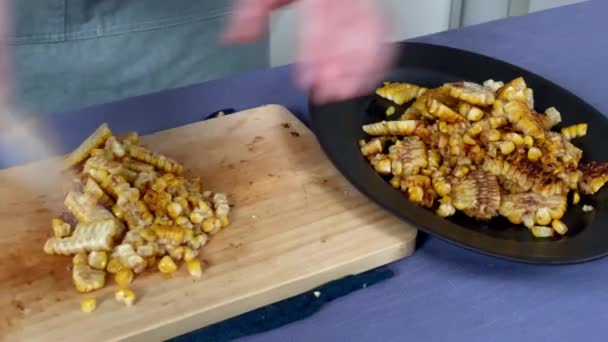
528;147;542;162
535;208;552;226
88;251;108;270
106;258;124;274
80;298;97;313
166;202;183;219
158;255;178;274
115;288;136;307
189;210;205;224
360;139;383;157
468;123;483;136
183;247;199;262
561;123;588;140
407;186;424;203
504;132;524;146
484;129;502;142
385;106;395;116
552;220;568;235
115;269;134;288
573;192;581;205
175;216;192;228
139;228;157;242
73;264;106;293
438;121;449;133
524;135;534;147
462;134;477;146
186;259;203;278
489;116;506;129
498;141;515;155
466;107;485;121
52;218;71;238
373;158;392;175
168;246;185;261
531;226;554;238
202;218;216;233
73;252;88;265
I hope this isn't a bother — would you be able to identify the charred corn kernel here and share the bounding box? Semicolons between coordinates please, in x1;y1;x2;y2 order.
52;218;71;238
65;123;112;167
166;202;183;219
115;288;136;307
407;186;424;203
115;269;134;288
436;203;456;218
106;258;124;274
139;228;157;242
168;246;185;261
468;123;483;136
80;298;97;313
462;135;476;146
186;259;203;279
88;251;108;270
372;158;392;175
552;220;568;235
183;247;199;262
385;106;396;116
524;135;534;147
531;226;554;238
73;264;106;293
535;208;552;226
561;123;588;140
73;252;88;265
573;192;581;205
498;141;515;155
528;147;542;162
128;145;184;174
158;255;178;274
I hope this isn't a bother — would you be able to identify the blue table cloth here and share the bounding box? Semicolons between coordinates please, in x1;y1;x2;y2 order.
3;1;608;341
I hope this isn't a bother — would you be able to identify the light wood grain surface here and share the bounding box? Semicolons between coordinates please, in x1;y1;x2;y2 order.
0;105;417;342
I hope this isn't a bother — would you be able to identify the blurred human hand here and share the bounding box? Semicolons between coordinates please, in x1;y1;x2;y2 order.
223;0;396;104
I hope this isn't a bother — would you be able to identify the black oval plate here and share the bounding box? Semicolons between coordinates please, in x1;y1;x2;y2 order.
310;42;608;264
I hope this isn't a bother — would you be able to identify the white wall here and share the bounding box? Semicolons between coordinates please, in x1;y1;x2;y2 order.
529;0;587;12
269;0;452;67
461;0;509;26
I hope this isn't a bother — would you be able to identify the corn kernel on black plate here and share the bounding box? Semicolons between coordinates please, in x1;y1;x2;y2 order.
309;42;608;264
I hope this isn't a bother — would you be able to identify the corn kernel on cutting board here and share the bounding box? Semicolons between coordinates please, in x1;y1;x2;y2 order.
0;105;417;342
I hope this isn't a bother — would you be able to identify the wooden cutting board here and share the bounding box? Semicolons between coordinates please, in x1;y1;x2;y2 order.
0;105;417;342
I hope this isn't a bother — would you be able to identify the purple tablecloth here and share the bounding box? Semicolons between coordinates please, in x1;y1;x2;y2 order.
4;1;608;341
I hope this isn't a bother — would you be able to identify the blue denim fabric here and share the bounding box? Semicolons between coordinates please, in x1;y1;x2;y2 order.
7;0;269;114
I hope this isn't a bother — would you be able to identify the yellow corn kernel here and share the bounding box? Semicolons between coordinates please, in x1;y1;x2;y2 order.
166;202;183;219
158;255;178;275
453;166;470;178
407;186;424;203
372;158;392;175
129;145;184;174
188;234;208;250
80;297;97;313
498;141;515;155
389;177;401;189
573;192;581;205
220;215;230;228
137;244;157;257
52;218;71;238
535;208;552;226
115;288;136;307
504;132;524;146
106;258;124;274
88;251;108;270
524;135;534;147
139;228;157;242
73;252;88;265
183;247;199;262
552;219;568;235
436;202;456;218
360;139;383;157
186;259;203;279
528;147;542;162
115;269;134;288
89;148;106;157
73;264;106;293
189;210;206;224
561;123;588;140
184;229;194;243
489;116;506;129
168;246;185;261
483;129;501;142
468;123;483;136
438;121;449;133
65;123;112;167
462;134;476;146
466;107;485;121
150;225;187;244
202;218;216;233
531;226;554;238
175;216;192;228
385;106;395;116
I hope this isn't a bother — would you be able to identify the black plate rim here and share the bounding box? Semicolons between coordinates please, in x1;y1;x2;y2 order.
309;41;608;265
